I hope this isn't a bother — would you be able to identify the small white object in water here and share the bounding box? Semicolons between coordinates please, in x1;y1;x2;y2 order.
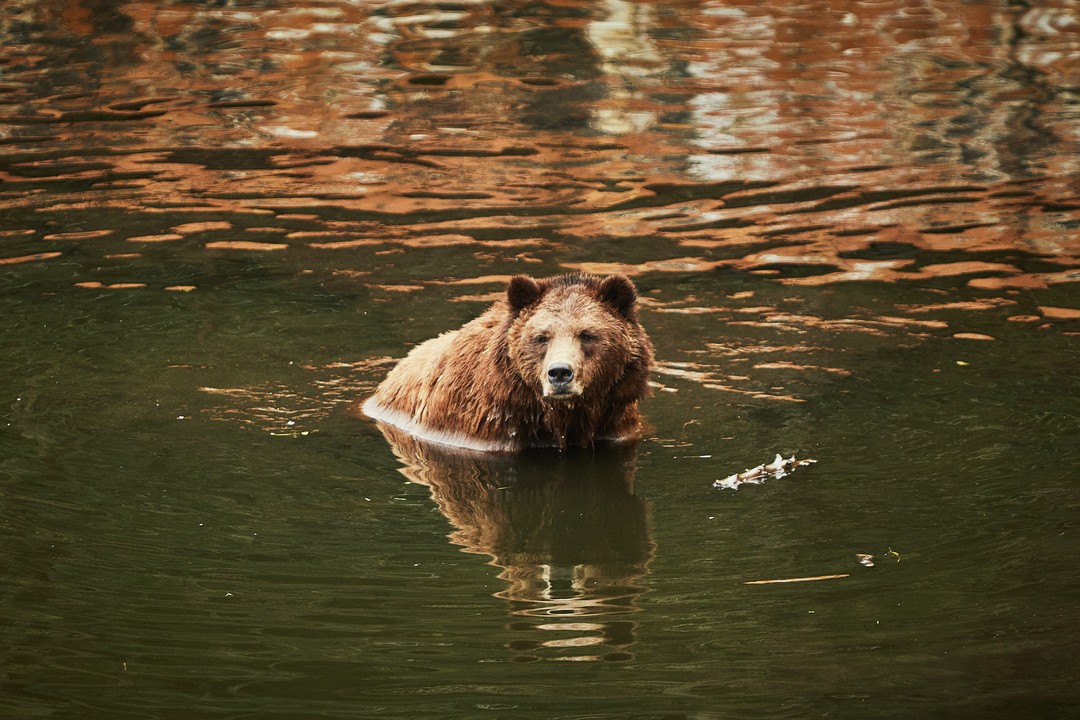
764;454;787;473
713;454;816;490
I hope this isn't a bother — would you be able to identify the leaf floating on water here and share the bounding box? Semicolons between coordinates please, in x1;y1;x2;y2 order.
857;553;875;567
743;574;849;585
713;453;816;489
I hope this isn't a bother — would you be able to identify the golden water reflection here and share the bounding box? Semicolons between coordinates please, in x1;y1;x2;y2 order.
1;0;1077;309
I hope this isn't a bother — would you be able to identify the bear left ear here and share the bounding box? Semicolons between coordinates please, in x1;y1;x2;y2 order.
507;275;543;311
599;274;638;318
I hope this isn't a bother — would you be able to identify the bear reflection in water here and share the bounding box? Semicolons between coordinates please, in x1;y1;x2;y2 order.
372;420;654;663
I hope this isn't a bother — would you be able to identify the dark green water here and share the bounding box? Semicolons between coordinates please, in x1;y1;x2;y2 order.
3;1;1080;718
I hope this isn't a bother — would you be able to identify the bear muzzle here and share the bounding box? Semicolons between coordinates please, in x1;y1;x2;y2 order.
543;361;582;399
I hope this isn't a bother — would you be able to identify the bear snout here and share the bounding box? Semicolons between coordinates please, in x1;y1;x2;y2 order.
547;362;574;385
544;361;580;398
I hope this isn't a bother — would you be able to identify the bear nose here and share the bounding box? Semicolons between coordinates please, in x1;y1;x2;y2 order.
547;363;574;385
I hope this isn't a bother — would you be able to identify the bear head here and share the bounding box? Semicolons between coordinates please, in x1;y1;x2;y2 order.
504;273;644;403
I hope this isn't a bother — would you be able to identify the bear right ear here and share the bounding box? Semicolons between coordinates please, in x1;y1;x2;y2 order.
599;274;638;318
507;275;543;311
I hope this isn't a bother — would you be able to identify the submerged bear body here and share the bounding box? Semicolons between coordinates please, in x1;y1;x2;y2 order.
362;273;653;452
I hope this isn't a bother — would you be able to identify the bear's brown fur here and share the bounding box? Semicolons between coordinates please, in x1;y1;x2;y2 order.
362;273;653;451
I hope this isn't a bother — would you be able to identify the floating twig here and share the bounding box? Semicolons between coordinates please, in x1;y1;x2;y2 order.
743;574;849;585
713;454;816;489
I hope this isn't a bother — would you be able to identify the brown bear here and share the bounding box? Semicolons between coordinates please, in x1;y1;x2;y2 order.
362;273;653;451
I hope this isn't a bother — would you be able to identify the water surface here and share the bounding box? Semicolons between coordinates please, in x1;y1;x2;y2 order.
2;1;1079;718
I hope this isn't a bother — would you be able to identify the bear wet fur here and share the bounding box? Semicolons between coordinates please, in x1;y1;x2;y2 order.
362;273;654;451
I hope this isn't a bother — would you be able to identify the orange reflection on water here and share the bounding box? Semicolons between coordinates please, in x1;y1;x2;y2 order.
1;1;1077;371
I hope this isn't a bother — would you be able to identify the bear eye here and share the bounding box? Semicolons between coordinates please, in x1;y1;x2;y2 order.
534;334;549;346
579;331;598;343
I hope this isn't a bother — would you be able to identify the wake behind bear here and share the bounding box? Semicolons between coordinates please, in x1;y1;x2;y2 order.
362;273;654;452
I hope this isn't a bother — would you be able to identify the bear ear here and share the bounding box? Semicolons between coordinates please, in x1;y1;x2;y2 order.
507;275;543;311
599;274;638;318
